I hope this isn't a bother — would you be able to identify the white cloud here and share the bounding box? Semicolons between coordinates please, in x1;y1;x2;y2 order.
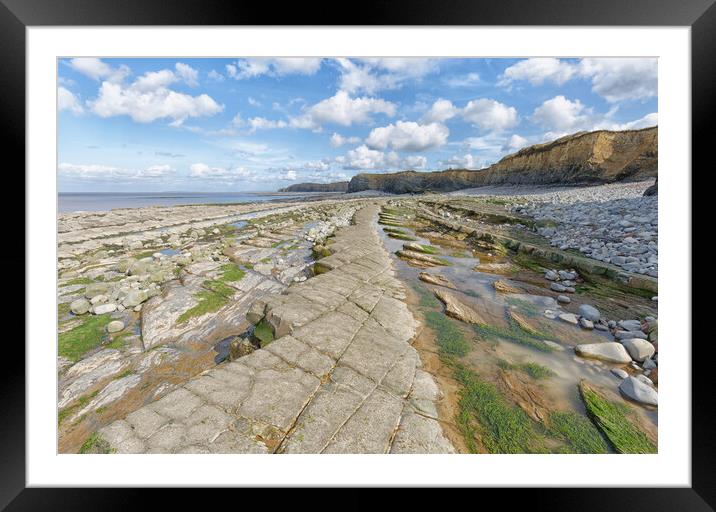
225;64;238;78
58;87;84;115
578;58;657;102
359;58;437;76
330;133;361;147
504;134;529;152
247;117;288;132
302;159;331;171
439;153;481;170
58;162;173;180
207;69;224;82
366;121;449;152
335;58;438;94
89;78;223;124
500;58;576;86
531;95;589;131
401;155;428;169
175;62;199;87
303;90;396;128
248;97;262;107
444;72;481;88
341;144;430;171
188;163;257;181
227;58;322;79
422;99;459;123
342;145;387;170
133;69;177;92
595;112;658;131
280;169;298;181
462;98;519;132
68;58;129;83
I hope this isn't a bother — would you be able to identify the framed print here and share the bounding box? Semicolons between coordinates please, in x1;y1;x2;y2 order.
3;0;711;507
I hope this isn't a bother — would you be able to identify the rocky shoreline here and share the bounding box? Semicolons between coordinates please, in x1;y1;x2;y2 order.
58;182;657;454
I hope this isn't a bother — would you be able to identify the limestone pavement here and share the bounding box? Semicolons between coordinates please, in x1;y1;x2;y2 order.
99;204;455;453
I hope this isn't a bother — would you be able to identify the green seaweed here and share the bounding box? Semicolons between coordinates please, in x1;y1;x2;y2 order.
58;315;112;362
498;359;555;380
218;263;245;282
388;233;417;241
579;382;656;454
176;290;229;324
454;364;547;454
63;277;94;286
79;433;115;454
253;319;275;347
424;311;472;358
549;410;609;454
472;321;553;352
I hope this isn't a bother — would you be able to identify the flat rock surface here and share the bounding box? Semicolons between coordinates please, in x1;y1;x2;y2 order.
99;205;455;454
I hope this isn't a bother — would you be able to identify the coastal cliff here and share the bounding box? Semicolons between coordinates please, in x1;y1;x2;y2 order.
279;181;349;193
347;126;657;194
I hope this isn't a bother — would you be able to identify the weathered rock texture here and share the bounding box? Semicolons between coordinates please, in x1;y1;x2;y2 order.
347;127;657;194
279;181;349;193
98;205;454;454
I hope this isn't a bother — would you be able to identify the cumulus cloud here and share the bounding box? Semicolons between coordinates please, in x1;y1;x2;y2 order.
342;145;387;170
133;69;177;92
401;155;428;169
247;117;289;132
422;99;459;123
175;62;199;87
58;162;173;180
341;144;430;171
531;95;590;132
207;69;224;82
301;90;396;128
68;58;129;83
366;121;449;152
462;98;519;132
189;163;259;181
439;153;481;170
578;58;657;102
335;58;438;95
248;97;262;107
443;72;481;88
88;73;223;124
330;133;361;147
226;58;322;79
594;112;658;131
498;57;657;103
503;134;529;152
58;86;84;115
499;58;576;86
532;95;657;138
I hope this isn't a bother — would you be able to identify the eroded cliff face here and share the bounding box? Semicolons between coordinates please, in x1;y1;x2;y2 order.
347;127;657;194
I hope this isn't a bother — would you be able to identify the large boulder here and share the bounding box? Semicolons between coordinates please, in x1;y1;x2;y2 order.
621;338;656;362
619;376;658;406
122;289;148;308
70;298;91;315
92;303;117;315
84;282;110;299
575;342;632;364
578;304;601;322
107;320;125;333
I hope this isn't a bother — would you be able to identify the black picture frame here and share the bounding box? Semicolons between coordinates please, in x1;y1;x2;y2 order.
2;0;707;508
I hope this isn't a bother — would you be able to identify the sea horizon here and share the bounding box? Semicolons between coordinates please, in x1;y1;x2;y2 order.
58;190;306;213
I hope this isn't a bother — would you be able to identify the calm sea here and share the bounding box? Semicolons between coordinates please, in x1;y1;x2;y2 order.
58;192;305;213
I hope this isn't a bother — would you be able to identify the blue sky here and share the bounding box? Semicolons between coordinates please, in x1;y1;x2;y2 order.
57;57;657;192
